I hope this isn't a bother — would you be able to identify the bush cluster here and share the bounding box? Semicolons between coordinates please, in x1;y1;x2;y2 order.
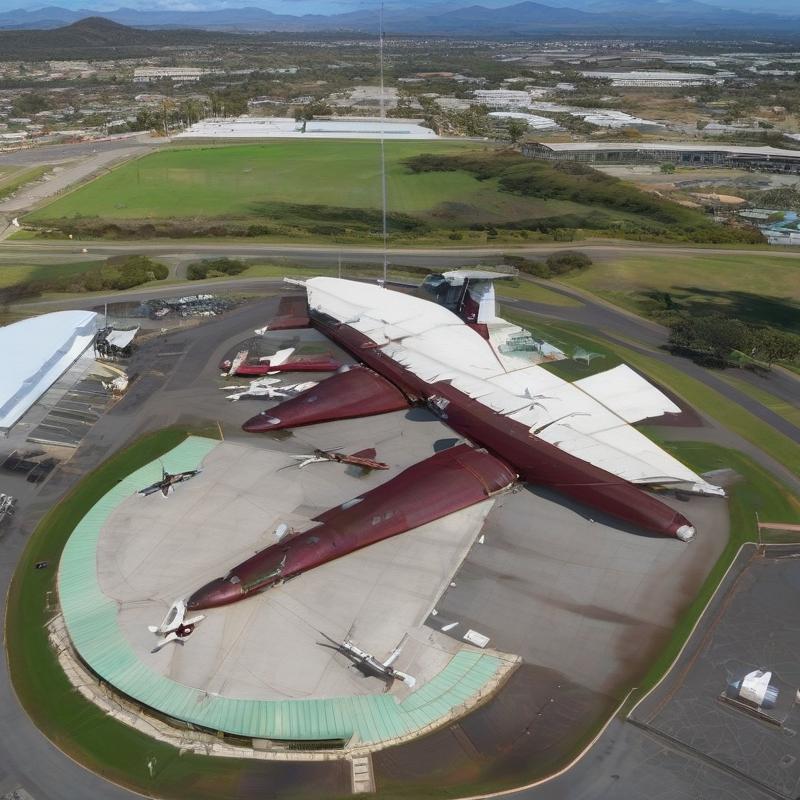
504;251;592;278
668;313;800;367
99;255;168;290
403;153;764;245
39;202;431;241
0;255;167;306
187;258;248;280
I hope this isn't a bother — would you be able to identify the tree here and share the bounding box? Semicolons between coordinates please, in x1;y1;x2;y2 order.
660;162;677;174
12;92;51;116
294;100;332;121
133;108;160;132
545;250;592;274
177;98;206;126
506;118;528;144
668;314;752;363
752;328;800;366
209;90;248;118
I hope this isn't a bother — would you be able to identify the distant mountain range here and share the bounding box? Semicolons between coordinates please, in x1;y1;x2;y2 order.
1;0;800;36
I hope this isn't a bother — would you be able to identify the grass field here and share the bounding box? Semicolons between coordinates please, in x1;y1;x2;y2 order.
23;141;643;242
562;253;800;333
27;141;576;223
0;164;50;201
209;262;582;306
0;259;100;289
716;372;800;429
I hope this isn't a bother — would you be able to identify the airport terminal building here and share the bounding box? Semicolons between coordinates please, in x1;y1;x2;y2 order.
524;141;800;174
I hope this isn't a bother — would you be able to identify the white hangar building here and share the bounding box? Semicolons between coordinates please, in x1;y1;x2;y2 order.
0;310;99;432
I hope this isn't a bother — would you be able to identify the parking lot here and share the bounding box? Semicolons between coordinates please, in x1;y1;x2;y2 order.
632;545;800;799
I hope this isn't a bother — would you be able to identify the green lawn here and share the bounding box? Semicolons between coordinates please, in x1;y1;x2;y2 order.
500;278;583;307
0;259;100;289
503;308;623;380
24;141;610;230
185;262;581;307
26;141;482;220
562;253;800;333
716;372;800;430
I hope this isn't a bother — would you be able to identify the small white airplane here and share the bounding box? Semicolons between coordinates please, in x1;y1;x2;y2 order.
224;349;249;377
226;380;317;402
148;598;205;652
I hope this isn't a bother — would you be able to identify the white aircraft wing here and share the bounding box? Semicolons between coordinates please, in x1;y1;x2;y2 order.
573;364;681;424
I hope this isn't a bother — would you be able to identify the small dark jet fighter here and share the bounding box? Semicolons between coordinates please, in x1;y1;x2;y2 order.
138;465;202;498
317;632;416;689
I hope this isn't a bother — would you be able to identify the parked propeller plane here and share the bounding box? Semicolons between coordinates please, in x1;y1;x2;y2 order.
138;465;202;498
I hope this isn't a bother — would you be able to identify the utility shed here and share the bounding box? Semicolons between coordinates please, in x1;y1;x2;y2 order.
0;310;98;431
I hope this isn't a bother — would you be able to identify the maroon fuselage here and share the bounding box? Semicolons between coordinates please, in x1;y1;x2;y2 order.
187;445;515;610
202;307;696;611
245;311;694;540
221;353;340;376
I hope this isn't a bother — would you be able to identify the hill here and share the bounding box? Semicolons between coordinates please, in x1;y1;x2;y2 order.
0;16;241;59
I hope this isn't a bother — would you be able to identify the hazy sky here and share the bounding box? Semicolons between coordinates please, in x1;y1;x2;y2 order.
4;0;799;15
6;0;386;11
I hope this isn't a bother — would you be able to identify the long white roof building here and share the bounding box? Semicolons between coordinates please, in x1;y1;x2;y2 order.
0;310;98;431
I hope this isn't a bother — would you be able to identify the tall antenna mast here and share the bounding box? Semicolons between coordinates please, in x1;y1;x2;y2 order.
379;0;388;284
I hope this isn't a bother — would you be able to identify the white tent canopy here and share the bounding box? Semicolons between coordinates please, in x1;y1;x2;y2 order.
0;310;98;430
104;327;139;349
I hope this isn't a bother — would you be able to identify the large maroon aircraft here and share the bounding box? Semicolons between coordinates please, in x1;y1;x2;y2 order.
187;274;723;612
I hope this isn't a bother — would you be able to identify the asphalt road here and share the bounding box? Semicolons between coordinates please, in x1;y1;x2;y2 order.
5;239;800;262
0;135;158;168
0;283;796;800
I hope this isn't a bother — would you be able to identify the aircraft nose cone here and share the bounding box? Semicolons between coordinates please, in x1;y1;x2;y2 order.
242;413;282;433
187;578;242;610
675;524;695;542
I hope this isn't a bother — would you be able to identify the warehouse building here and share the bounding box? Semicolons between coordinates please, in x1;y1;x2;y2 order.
488;111;560;131
473;89;533;108
524;142;800;174
580;70;729;87
133;67;207;83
